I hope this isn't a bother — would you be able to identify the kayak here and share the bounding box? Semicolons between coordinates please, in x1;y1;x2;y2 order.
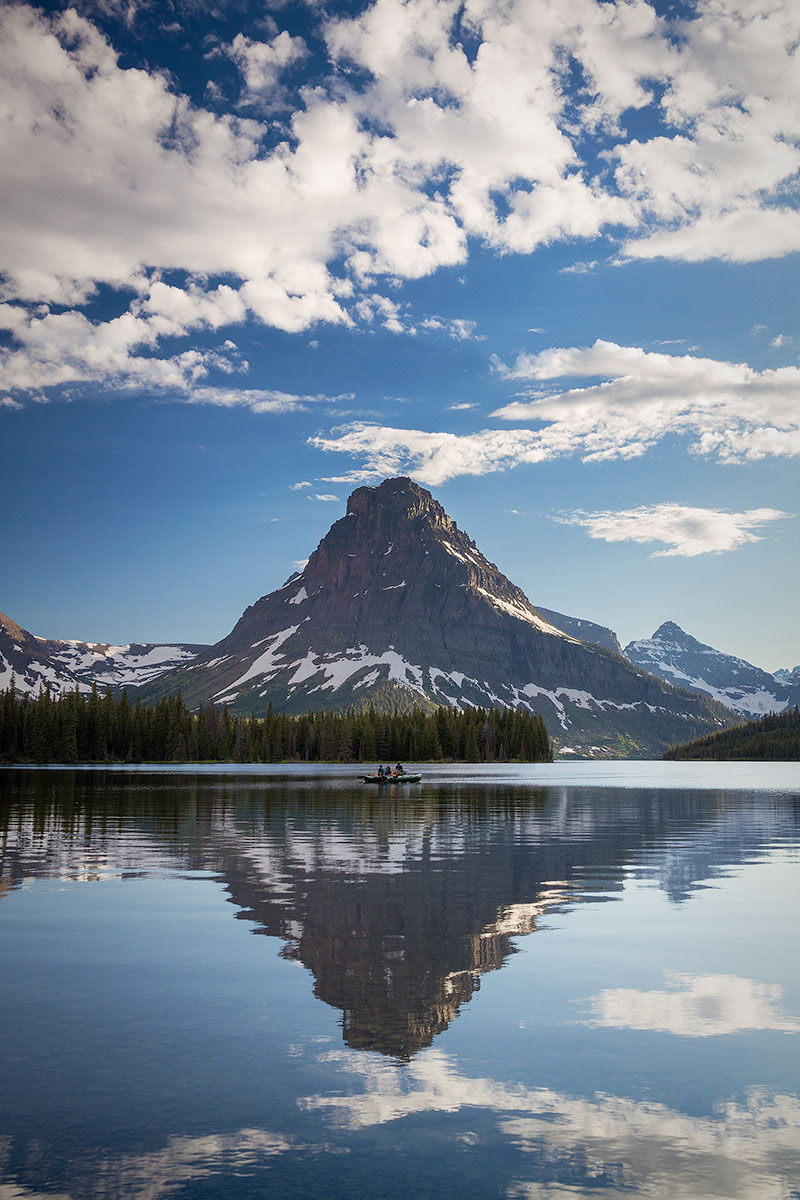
362;774;422;784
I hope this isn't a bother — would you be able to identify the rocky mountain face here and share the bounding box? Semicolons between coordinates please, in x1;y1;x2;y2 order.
0;610;207;697
774;665;800;684
142;478;731;756
624;621;800;717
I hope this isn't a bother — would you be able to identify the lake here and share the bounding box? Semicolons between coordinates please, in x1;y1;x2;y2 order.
1;762;799;1199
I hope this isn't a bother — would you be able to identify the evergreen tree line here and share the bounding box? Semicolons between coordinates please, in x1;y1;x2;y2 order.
0;680;552;765
663;706;800;761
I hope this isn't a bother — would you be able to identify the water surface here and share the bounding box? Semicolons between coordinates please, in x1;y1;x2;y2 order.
1;762;799;1198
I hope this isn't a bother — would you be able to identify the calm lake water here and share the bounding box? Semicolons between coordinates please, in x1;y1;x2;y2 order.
1;762;799;1199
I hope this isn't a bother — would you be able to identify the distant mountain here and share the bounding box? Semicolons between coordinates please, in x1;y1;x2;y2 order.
44;637;208;690
0;610;207;697
141;478;731;757
774;665;800;684
624;621;800;717
533;607;622;654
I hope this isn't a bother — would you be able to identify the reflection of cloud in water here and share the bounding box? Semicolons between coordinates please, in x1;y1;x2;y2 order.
0;1130;299;1200
585;973;800;1037
301;1050;800;1199
0;1186;73;1200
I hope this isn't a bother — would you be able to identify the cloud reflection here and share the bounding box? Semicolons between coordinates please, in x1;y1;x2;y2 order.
584;973;800;1038
301;1049;800;1199
0;1129;298;1200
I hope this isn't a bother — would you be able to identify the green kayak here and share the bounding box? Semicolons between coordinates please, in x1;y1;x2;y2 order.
362;773;422;784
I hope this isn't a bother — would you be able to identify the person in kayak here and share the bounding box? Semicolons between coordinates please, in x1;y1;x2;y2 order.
393;763;404;776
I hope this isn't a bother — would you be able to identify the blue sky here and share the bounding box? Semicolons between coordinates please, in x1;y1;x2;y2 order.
1;0;798;670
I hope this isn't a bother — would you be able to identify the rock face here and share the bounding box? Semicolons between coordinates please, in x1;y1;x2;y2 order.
143;478;730;756
624;621;800;717
774;665;800;684
0;610;207;697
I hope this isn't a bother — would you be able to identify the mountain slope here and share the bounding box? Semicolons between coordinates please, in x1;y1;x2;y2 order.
142;478;731;757
624;621;800;717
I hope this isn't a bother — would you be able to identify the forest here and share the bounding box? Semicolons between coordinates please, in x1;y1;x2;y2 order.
0;681;552;764
663;706;800;761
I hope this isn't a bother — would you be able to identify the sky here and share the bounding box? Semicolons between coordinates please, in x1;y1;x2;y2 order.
1;0;798;671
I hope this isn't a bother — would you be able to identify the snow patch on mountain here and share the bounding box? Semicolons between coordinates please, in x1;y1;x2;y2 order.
221;625;302;695
0;652;89;697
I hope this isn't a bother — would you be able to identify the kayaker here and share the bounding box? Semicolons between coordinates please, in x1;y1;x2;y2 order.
394;763;404;776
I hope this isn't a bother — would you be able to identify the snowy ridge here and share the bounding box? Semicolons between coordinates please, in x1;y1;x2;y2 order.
46;640;205;688
0;607;208;698
474;587;579;641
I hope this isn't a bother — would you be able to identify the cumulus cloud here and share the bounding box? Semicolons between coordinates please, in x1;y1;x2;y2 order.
555;503;790;557
3;0;800;405
224;31;308;109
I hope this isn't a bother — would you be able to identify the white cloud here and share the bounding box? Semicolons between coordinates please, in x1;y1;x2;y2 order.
493;340;800;464
185;387;339;414
310;422;550;486
3;0;800;405
585;972;800;1037
419;317;478;340
309;493;340;501
291;480;312;490
556;503;790;557
559;259;598;275
447;402;477;411
310;338;800;484
224;31;308;108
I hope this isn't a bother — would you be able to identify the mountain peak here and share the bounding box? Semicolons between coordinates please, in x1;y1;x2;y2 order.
652;621;687;640
346;476;438;517
625;621;797;718
0;610;28;645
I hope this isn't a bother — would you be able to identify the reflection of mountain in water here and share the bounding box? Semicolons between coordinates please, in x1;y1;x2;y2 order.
1;770;798;1057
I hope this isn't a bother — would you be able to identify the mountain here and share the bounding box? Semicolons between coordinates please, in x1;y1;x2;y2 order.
774;665;800;684
0;610;207;697
533;607;621;654
624;621;800;717
141;478;731;757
